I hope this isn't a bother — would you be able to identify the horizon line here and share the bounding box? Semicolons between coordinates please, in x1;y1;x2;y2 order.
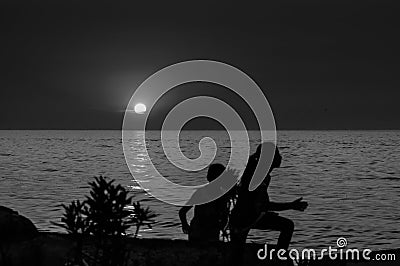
1;129;400;131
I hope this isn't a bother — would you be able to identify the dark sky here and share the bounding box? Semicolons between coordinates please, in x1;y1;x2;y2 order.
1;0;399;130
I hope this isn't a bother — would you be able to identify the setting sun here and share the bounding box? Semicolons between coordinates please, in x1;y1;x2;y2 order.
134;103;147;114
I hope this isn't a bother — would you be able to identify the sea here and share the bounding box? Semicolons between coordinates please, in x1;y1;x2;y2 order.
0;130;399;251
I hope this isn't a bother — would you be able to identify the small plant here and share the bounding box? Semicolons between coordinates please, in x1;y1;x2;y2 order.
52;200;89;266
129;202;157;238
53;200;89;235
54;176;156;266
85;176;133;237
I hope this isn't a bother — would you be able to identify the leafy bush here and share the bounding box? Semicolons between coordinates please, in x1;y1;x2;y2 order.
54;176;156;266
53;200;89;235
85;176;133;237
129;202;157;237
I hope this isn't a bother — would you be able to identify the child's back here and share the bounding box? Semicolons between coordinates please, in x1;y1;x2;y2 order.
179;163;230;242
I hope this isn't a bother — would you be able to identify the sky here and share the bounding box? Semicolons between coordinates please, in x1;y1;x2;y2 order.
1;0;399;130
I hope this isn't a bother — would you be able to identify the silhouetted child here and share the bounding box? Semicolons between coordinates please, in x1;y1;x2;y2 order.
230;142;308;263
179;163;231;242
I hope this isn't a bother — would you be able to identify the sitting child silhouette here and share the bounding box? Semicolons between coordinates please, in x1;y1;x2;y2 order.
179;163;232;242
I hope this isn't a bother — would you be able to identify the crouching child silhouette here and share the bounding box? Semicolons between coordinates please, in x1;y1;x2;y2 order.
230;142;308;264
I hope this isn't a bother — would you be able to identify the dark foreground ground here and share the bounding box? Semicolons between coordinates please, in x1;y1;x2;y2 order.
0;206;398;266
0;232;398;266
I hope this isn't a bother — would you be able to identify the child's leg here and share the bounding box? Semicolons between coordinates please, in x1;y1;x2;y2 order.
229;228;250;266
254;213;294;250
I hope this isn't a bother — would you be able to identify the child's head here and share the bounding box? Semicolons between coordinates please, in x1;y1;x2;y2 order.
255;142;282;170
206;163;226;182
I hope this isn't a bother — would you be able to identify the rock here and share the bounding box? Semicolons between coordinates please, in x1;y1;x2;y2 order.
0;207;73;266
0;205;39;243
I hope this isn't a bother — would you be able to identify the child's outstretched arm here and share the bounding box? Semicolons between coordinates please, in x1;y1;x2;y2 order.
179;206;193;234
268;197;308;212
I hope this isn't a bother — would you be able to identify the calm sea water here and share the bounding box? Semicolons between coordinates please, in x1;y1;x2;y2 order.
0;130;399;251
